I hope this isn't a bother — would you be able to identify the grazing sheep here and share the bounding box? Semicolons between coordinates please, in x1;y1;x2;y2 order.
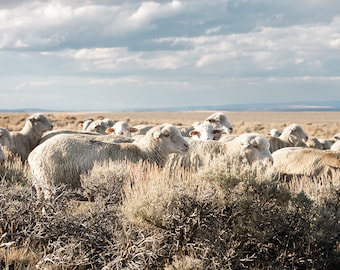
267;123;308;153
28;124;189;201
166;132;273;171
330;140;340;151
2;113;53;162
204;112;233;136
272;147;340;180
268;128;281;137
189;122;223;141
106;121;138;137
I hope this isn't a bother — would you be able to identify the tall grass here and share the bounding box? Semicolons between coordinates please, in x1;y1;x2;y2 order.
0;155;339;269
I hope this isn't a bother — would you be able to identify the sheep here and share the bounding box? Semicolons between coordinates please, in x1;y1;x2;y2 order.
267;123;308;153
318;139;335;150
333;133;340;141
0;128;15;152
102;118;115;128
28;124;189;201
38;129;110;144
1;113;53;162
166;132;273;171
83;119;109;134
0;145;5;165
188;122;224;141
304;137;324;150
132;124;155;136
204;112;233;136
78;119;93;131
105;121;138;137
330;140;340;151
268;128;281;137
272;147;340;180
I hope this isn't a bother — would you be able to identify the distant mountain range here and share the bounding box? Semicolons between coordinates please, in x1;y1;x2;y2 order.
1;100;340;112
126;100;340;112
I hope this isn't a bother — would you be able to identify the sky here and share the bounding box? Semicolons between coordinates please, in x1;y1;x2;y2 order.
1;0;340;111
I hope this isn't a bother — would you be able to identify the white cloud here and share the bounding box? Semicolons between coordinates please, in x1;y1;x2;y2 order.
0;0;340;110
15;80;55;91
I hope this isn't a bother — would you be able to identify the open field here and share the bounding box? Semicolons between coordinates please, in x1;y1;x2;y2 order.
1;111;340;138
0;111;339;269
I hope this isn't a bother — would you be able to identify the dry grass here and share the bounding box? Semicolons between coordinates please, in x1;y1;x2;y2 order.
1;111;340;138
0;111;339;269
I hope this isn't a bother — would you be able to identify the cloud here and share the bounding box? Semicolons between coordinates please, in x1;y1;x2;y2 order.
15;80;55;91
1;0;340;110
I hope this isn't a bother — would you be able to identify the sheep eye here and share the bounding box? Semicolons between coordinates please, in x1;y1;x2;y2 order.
163;133;170;137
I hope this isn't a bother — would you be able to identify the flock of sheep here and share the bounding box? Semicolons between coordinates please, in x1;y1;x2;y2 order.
0;112;339;202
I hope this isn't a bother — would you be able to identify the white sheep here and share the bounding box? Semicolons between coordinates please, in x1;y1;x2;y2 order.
83;119;109;134
304;137;324;150
0;128;15;152
204;111;233;136
330;140;340;151
28;124;189;201
272;147;340;180
105;121;138;137
268;128;281;137
132;124;155;136
166;132;273;171
78;119;93;131
333;133;340;141
1;113;53;162
188;122;223;141
267;123;308;153
318;139;334;150
38;129;110;144
102;118;115;128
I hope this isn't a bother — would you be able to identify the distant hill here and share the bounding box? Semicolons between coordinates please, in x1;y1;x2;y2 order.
128;100;340;112
1;100;340;112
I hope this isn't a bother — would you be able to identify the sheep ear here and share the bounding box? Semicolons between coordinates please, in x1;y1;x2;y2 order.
28;116;36;123
106;127;115;134
189;130;200;137
79;123;84;129
153;130;161;141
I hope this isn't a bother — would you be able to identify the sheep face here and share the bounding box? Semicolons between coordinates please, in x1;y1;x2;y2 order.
28;113;53;132
189;122;223;141
268;128;281;137
0;128;14;150
205;112;233;135
79;119;93;130
109;121;138;137
282;124;308;145
238;134;273;165
152;124;189;154
86;120;108;134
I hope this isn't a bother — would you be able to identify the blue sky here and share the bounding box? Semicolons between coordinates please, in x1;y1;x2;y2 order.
1;0;340;111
